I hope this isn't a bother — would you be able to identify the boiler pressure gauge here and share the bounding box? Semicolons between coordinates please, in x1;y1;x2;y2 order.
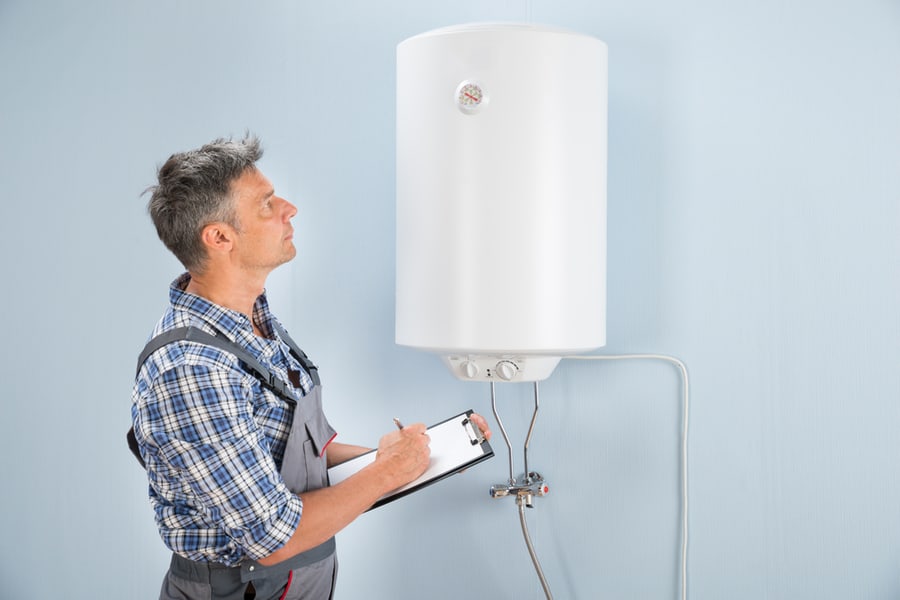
456;81;487;114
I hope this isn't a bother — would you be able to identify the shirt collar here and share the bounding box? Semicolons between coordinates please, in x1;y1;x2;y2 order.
169;273;275;340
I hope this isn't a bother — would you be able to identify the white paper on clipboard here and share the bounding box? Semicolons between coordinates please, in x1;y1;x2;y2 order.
327;409;494;510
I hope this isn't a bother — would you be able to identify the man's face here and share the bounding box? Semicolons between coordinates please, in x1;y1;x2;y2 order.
229;168;298;273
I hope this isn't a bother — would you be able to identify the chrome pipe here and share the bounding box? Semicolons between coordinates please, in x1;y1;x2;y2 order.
490;381;516;485
523;381;540;483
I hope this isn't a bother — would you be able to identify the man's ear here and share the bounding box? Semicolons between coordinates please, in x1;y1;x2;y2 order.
199;222;237;255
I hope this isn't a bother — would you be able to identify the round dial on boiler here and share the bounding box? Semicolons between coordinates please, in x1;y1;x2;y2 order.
495;360;519;381
460;360;479;378
456;81;487;113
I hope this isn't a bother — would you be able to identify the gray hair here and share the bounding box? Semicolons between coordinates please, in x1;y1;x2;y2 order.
146;134;263;272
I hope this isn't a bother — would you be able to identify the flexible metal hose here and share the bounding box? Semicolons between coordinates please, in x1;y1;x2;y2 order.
518;495;554;600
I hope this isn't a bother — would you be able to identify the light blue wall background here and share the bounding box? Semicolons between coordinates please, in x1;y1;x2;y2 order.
1;1;898;598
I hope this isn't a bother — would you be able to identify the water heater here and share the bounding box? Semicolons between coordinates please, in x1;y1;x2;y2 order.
396;23;607;382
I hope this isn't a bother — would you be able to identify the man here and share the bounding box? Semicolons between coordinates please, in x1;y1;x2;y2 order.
131;135;490;600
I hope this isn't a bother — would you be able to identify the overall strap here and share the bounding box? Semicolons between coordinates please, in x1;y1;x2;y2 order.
272;321;321;386
129;325;318;469
134;327;299;403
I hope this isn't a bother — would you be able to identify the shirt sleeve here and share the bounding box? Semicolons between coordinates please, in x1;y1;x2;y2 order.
140;363;301;559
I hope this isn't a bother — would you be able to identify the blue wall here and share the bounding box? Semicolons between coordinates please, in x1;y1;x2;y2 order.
1;1;898;598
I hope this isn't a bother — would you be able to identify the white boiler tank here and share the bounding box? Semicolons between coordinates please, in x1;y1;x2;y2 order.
396;23;608;382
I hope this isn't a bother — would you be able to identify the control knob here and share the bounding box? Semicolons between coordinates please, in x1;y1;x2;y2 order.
495;360;518;381
460;360;479;379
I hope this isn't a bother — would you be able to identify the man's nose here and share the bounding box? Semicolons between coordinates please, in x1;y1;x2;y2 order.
282;198;298;220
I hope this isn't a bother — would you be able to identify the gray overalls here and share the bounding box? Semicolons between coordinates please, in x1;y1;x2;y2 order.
133;325;339;600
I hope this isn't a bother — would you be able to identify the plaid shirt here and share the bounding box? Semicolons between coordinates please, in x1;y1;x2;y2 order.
131;273;316;566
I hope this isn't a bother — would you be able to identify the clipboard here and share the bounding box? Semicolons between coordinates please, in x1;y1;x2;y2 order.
327;409;494;510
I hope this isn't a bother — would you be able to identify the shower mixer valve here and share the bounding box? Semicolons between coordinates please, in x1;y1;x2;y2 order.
490;472;549;506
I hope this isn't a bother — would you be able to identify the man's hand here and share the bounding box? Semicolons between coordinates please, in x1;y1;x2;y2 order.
374;423;431;490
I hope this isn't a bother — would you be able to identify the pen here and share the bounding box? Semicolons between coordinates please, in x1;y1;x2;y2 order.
393;417;404;430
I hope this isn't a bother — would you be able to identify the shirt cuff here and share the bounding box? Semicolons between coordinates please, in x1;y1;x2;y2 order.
242;488;303;560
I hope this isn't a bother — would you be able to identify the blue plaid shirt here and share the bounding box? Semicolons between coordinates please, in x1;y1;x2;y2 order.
131;274;317;566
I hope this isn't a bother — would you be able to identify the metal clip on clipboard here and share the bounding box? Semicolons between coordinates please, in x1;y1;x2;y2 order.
462;417;486;445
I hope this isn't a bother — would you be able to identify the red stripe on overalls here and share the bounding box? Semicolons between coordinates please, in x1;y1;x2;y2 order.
279;570;294;600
